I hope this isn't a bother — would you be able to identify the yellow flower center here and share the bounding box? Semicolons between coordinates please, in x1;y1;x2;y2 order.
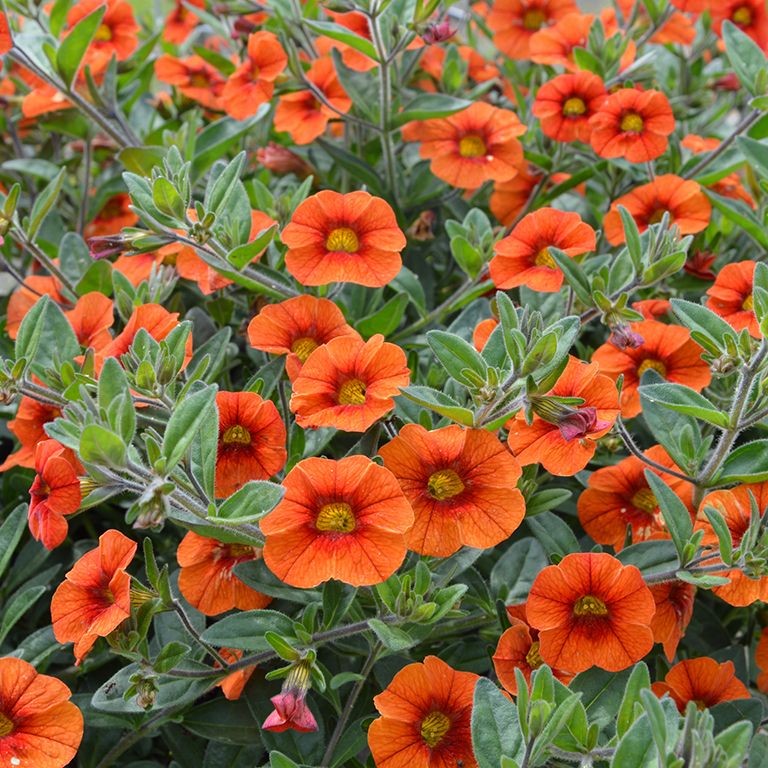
458;135;487;158
427;468;465;500
743;293;754;311
190;72;210;88
420;711;451;748
337;378;367;405
326;227;359;253
525;640;543;669
648;209;667;225
573;595;609;617
637;358;667;377
316;502;356;533
535;247;557;269
291;336;319;362
94;23;113;41
0;712;13;737
733;6;753;26
631;487;658;514
522;8;547;30
562;97;587;116
620;112;645;133
222;424;251;446
693;699;708;710
227;543;256;558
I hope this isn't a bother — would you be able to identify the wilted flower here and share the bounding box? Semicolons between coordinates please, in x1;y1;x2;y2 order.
262;659;318;733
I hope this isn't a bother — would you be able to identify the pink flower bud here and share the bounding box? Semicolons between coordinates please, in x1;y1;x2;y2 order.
557;407;611;442
262;689;318;733
422;20;456;45
256;142;313;178
87;235;126;260
609;324;644;350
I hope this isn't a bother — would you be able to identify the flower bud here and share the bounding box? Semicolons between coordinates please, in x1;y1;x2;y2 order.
256;142;313;178
609;323;644;350
262;658;318;733
422;20;456;45
88;234;127;260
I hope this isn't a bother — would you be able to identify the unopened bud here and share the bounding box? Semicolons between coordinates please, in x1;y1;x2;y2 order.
422;20;456;45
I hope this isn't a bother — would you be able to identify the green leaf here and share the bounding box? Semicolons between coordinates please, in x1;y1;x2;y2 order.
715;439;768;484
201;609;297;650
118;146;167;175
618;206;643;270
723;20;768;95
56;5;106;87
611;712;658;768
162;385;217;473
549;247;592;304
670;298;736;353
427;330;488;387
154;641;191;673
357;293;409;338
304;20;378;62
205;152;246;216
0;506;28;582
398;385;474;426
27;168;66;241
15;295;80;375
79;424;127;467
192;115;264;178
226;224;277;270
617;663;651;738
315;138;384;195
471;678;525;768
98;357;136;444
644;472;693;563
368;618;416;651
571;667;634;729
0;585;47;645
639;383;729;428
527;512;579;558
394;93;472;127
152;177;186;220
715;721;753;768
450;235;484;278
208;481;284;525
703;504;734;566
737;136;768;176
709;192;768;249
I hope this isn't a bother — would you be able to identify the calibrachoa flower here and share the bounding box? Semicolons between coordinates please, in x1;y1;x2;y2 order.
507;356;620;475
65;291;114;350
696;484;768;607
532;71;608;144
603;175;712;246
589;88;675;163
489;207;596;292
28;439;82;550
223;31;288;120
706;261;760;337
215;391;287;497
274;57;351;145
487;0;579;60
368;655;479;768
757;629;768;693
50;530;136;664
316;10;376;72
247;295;359;381
261;456;414;588
649;581;696;661
526;552;656;673
163;0;203;43
281;190;406;287
652;658;750;712
0;657;84;768
0;397;61;471
402;102;526;189
473;317;498;351
290;334;410;432
493;618;573;694
592;319;711;419
216;649;256;701
710;0;768;48
83;193;138;239
176;532;272;615
66;0;138;75
263;659;318;733
379;424;526;556
577;445;693;550
155;54;227;111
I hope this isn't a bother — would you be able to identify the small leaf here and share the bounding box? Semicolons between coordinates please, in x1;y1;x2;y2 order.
472;678;525;768
27;168;66;240
716;439;768;484
645;471;693;563
79;424;127;467
639;383;730;428
208;481;284;525
394;93;472;126
723;20;768;95
56;5;106;87
162;384;217;472
304;20;378;62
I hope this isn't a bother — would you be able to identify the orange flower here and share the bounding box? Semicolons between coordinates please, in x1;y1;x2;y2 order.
649;581;695;661
487;0;579;60
6;275;65;339
281;190;405;287
592;319;711;419
706;261;759;338
652;658;750;712
490;163;543;225
163;0;203;44
589;88;675;163
217;648;256;701
274;57;351;145
215;391;287;498
490;207;596;292
65;291;114;350
155;54;226;111
633;298;671;320
710;0;767;49
0;657;84;768
247;295;359;380
66;0;138;76
532;72;607;144
0;397;61;471
99;303;193;367
493;618;573;694
290;334;410;432
0;11;11;54
177;532;272;616
696;484;768;606
21;83;72;118
402;102;525;189
84;193;138;239
473;317;498;351
379;424;526;556
368;655;479;768
577;445;693;550
51;530;136;664
223;31;287;120
526;552;656;673
316;11;377;72
507;356;620;476
756;628;768;693
603;175;711;246
28;440;82;551
261;456;413;588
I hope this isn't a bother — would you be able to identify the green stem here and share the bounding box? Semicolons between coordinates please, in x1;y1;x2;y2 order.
172;599;227;666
